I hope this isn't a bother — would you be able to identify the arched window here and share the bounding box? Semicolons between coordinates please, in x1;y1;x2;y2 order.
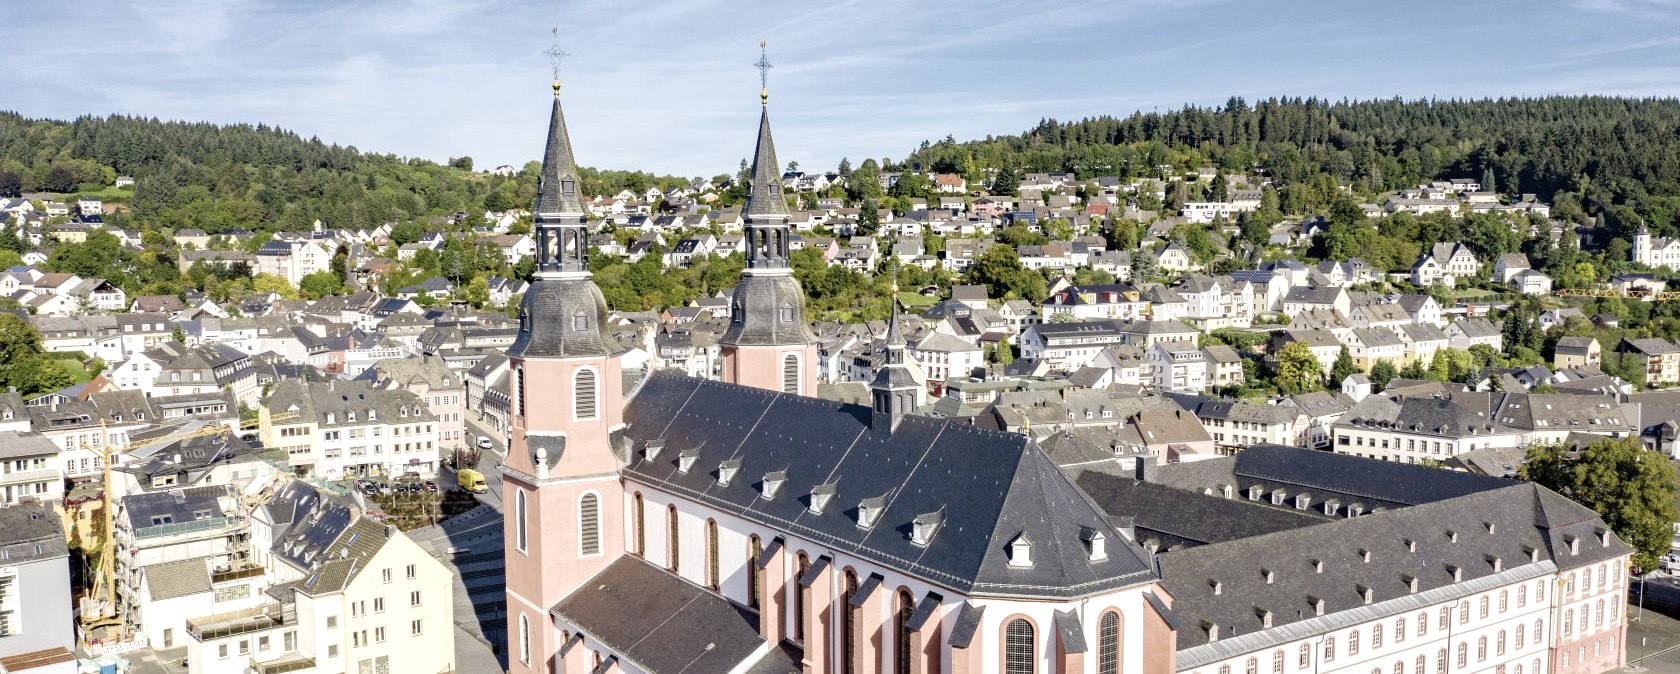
782;354;800;394
1533;619;1542;644
1414;655;1425;674
843;571;859;674
1271;650;1284;674
795;553;810;642
1436;648;1447;674
514;365;525;418
1476;635;1486;661
1245;657;1258;674
1496;630;1506;656
514;489;528;553
1516;622;1525;649
574;368;598;420
1417;612;1427;636
518;613;531;666
1348;629;1360;655
1324;636;1336;662
667;505;680;572
578;493;600;556
632;493;645;555
895;589;915;674
1456;642;1467;668
1395;618;1406;643
705;519;720;590
1004;619;1035;674
1393;662;1403;674
1099;611;1121;674
748;536;763;610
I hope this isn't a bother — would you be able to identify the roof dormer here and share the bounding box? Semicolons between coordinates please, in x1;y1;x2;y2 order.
644;438;666;461
717;458;741;486
1210;579;1223;596
1357;584;1373;605
809;482;836;514
1596;528;1611;547
856;494;888;530
1080;527;1107;562
1309;596;1324;615
1486;554;1502;573
1262;568;1275;584
1256;607;1273;629
911;509;944;547
677;448;699;474
1523;544;1539;563
1007;532;1033;568
1403;574;1419;593
761;470;786;500
1447;564;1463;582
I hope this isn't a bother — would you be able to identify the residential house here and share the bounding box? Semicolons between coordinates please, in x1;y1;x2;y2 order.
1620;338;1680;387
1553;336;1601;369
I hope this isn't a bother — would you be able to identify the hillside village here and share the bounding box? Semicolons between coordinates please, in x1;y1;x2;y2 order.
0;98;1679;674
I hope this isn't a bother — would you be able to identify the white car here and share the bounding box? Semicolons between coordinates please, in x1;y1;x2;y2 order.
477;436;494;450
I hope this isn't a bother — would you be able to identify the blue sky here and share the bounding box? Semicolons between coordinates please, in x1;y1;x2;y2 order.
3;0;1679;178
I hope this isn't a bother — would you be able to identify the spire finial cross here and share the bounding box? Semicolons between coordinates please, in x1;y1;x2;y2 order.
754;41;773;104
544;27;569;89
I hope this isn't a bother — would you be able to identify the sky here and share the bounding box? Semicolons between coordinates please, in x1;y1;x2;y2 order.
3;0;1680;179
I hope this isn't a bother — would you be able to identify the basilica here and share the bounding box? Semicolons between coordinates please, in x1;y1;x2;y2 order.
500;67;1630;674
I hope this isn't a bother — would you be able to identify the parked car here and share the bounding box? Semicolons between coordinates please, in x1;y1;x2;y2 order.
477;435;494;449
422;481;438;492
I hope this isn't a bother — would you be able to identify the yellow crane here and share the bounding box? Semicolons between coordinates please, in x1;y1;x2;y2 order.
79;413;296;641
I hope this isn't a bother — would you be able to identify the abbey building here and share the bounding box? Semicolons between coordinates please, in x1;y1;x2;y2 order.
500;72;1630;674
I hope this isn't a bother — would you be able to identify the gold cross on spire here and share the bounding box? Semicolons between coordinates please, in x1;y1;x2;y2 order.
544;27;569;94
754;41;772;105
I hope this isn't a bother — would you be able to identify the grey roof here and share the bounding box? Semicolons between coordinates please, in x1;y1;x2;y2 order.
265;379;434;428
1077;470;1328;548
1450;317;1500;338
507;277;624;359
1284;286;1343;305
534;94;585;215
122;485;230;533
0;502;66;562
144;558;213;600
263;480;391;595
1159;480;1629;653
552;556;766;674
0;430;57;459
718;274;816;347
1151;444;1511;509
1554;336;1598;354
745;107;790;218
621;373;1156;599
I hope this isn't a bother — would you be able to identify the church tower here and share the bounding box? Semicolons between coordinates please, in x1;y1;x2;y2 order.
1634;221;1652;265
719;45;819;395
871;302;922;433
502;64;626;674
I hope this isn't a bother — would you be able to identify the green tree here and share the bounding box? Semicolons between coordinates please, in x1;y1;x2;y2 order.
1329;345;1358;387
1520;439;1680;572
965;245;1044;300
448;156;474;171
991;336;1015;365
1273;341;1322;394
252;273;300;300
465;277;490;307
299;271;344;300
1369;360;1398;391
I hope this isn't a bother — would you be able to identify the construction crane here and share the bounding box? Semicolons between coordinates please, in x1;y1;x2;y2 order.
1555;288;1680;301
79;413;297;643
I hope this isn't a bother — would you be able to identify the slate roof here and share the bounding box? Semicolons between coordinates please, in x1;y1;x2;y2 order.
1159;480;1628;655
1076;470;1328;549
144;558;213;600
263;480;391;595
745;107;790;218
719;273;816;347
620;373;1155;598
0;502;66;563
1150;445;1511;509
122;485;230;533
0;430;57;459
552;556;767;674
507;277;625;359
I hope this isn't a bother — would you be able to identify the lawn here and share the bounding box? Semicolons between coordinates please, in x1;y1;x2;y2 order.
45;354;94;385
897;291;938;309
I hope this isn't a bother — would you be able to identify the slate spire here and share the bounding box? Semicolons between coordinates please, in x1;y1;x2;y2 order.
871;299;918;434
534;83;588;277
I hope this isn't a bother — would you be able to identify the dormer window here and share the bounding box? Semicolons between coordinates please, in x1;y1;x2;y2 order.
572;311;588;332
1596;529;1611;547
1294;494;1310;510
1262;569;1274;584
1567;536;1579;555
1446;530;1458;543
1404;574;1419;593
1258;608;1273;628
644;439;666;460
1007;533;1033;568
857;495;887;529
911;509;944;547
761;470;786;500
1311;597;1325;615
1210;579;1222;595
1248;485;1262;500
368;409;376;421
347;411;357;423
1311;559;1323;573
1206;622;1219;642
1484;521;1496;535
1358;584;1373;604
809;483;836;514
1081;527;1107;562
1270;490;1285;506
326;413;336;424
717;459;741;486
1358;548;1371;563
677;448;699;474
780;303;794;323
1447;564;1463;582
1524;545;1539;563
1487;555;1502;573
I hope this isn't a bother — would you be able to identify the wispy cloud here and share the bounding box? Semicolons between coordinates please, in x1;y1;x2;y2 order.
1;1;1676;176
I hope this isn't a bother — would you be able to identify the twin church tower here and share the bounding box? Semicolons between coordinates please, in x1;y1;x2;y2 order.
499;51;912;670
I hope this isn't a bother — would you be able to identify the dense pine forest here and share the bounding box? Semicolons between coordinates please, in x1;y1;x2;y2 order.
905;96;1680;242
0;111;687;233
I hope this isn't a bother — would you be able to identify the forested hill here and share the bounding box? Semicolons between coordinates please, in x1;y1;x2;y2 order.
905;96;1680;238
0;111;685;233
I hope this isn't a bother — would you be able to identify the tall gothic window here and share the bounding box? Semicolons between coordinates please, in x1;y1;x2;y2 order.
667;505;680;572
842;570;859;674
794;553;810;642
574;368;598;420
705;519;720;591
514;489;528;553
514;365;525;418
1099;611;1121;674
782;354;800;394
895;589;915;674
1004;619;1035;674
518;614;531;666
578;493;600;556
632;493;645;555
747;536;763;610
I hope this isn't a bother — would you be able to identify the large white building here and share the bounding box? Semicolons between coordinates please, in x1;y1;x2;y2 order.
259;380;441;480
1632;223;1680;271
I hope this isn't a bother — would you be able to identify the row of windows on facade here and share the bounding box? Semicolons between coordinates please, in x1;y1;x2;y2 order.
1210;647;1605;674
514;490;1123;674
1210;585;1621;673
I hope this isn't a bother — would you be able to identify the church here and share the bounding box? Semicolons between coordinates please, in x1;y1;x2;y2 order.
500;61;1631;674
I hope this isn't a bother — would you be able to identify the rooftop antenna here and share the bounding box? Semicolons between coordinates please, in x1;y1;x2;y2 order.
543;26;570;95
754;41;773;106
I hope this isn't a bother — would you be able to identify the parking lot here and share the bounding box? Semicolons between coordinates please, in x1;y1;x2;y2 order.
349;476;481;531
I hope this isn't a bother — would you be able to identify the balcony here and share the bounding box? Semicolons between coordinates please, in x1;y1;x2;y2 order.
0;468;59;485
134;516;234;540
250;654;316;674
186;603;296;641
